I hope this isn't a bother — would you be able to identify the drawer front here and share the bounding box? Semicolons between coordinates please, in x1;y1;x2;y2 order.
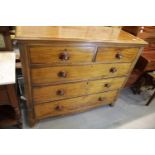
145;62;155;71
35;90;118;119
31;63;131;84
87;76;126;94
33;82;88;103
96;48;139;63
29;46;95;64
0;86;9;104
33;77;126;103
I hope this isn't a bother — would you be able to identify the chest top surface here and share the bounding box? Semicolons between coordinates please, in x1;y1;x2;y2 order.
15;26;147;45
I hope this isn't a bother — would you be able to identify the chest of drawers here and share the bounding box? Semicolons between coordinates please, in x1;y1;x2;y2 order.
16;26;147;126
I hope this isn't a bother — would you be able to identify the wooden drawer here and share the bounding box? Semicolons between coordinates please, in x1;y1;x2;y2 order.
87;76;126;94
96;48;139;63
33;81;87;103
0;86;9;105
35;90;118;119
31;63;131;84
33;77;126;103
145;62;155;71
29;46;95;64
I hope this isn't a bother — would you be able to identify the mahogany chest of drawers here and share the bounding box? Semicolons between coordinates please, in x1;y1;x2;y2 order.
16;26;147;126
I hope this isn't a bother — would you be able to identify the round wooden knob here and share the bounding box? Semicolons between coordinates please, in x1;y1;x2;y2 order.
104;83;111;88
115;53;123;59
55;105;63;111
110;67;117;73
59;52;70;61
98;97;105;101
56;89;65;96
58;71;67;78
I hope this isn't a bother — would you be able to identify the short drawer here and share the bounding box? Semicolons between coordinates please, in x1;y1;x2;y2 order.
32;77;126;103
31;63;131;84
29;46;95;64
34;90;118;119
33;82;88;103
96;47;139;63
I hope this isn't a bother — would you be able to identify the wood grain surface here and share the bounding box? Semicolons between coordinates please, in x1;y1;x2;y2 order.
31;63;131;84
29;46;96;64
32;77;126;103
96;47;139;63
35;90;118;119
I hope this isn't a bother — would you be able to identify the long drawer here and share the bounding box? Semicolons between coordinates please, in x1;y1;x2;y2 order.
96;47;139;63
32;77;126;103
34;90;118;119
31;63;131;84
29;46;95;64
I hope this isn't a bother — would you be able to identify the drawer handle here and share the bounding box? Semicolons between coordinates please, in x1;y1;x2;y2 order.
58;71;67;78
110;67;117;73
55;105;63;111
104;83;111;88
59;52;70;61
115;53;123;59
56;89;65;96
98;97;105;101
